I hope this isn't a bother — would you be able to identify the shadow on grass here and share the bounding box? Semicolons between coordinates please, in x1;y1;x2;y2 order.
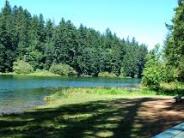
0;98;183;138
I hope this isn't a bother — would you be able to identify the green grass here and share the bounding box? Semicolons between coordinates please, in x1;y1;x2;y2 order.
159;82;184;94
0;70;60;77
27;70;60;77
42;88;169;108
0;87;182;138
0;72;16;75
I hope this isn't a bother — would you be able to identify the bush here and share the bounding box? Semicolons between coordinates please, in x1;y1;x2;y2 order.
119;68;125;78
142;49;164;89
49;64;77;76
28;70;60;77
98;72;117;78
13;60;34;74
142;65;163;89
162;66;177;82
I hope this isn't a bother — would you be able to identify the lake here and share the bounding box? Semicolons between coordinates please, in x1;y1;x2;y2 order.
0;75;141;114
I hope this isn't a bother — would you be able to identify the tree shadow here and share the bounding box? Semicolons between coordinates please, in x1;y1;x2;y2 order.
0;98;183;138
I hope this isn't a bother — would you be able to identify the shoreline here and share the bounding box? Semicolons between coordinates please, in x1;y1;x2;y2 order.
37;87;172;109
0;71;60;77
0;87;172;115
0;72;134;79
1;81;182;115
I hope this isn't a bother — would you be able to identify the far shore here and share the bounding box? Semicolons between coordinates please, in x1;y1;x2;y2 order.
0;71;134;79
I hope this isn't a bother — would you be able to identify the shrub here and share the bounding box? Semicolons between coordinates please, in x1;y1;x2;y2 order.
162;65;177;82
13;60;34;74
142;48;164;89
49;64;77;76
119;68;125;78
98;72;117;78
28;70;60;77
142;64;163;89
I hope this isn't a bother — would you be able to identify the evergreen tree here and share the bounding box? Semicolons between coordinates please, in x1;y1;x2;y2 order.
0;0;148;77
43;19;55;69
0;0;16;72
165;0;184;81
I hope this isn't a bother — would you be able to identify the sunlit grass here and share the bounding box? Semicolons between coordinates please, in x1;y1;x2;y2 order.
27;70;60;77
42;88;171;109
160;82;184;90
0;70;60;77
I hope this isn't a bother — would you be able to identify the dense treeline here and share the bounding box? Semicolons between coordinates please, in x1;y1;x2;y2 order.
164;0;184;81
0;1;148;77
142;0;184;88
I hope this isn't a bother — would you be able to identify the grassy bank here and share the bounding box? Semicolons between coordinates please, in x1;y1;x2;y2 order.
1;85;184;138
0;71;60;77
0;87;183;138
42;82;184;109
0;71;127;78
27;70;60;77
42;88;169;108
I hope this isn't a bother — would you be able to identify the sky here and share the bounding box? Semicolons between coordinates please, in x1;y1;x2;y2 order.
0;0;178;49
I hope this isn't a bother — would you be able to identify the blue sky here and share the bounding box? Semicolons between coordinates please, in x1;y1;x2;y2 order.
0;0;177;49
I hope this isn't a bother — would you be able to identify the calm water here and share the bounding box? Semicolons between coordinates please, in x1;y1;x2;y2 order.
0;75;140;114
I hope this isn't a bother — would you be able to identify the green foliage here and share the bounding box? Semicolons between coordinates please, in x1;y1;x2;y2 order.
162;65;177;82
98;72;117;78
0;1;148;77
165;1;184;82
118;68;125;78
0;0;16;72
142;46;164;89
49;64;76;76
45;88;164;107
13;60;33;74
122;40;148;78
28;70;59;77
159;82;184;96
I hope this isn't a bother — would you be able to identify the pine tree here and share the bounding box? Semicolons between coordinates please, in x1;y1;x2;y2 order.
0;0;16;72
0;0;148;76
165;0;184;81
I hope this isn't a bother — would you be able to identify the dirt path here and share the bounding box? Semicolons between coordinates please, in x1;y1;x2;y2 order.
133;98;184;137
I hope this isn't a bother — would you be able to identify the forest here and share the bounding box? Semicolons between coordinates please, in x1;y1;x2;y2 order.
0;1;148;78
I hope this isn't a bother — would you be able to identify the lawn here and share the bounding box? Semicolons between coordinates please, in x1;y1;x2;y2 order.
0;88;184;138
